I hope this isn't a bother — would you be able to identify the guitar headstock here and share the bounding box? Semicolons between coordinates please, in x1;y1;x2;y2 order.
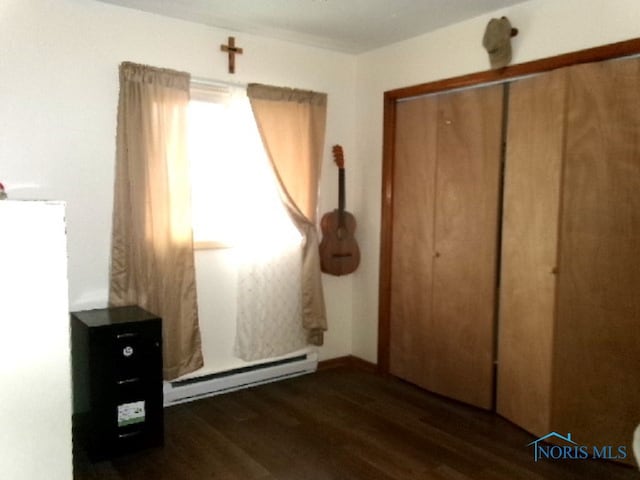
332;145;344;168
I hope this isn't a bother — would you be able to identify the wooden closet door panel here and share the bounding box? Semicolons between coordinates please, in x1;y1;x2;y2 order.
389;96;438;387
431;84;503;409
496;70;567;435
553;58;640;454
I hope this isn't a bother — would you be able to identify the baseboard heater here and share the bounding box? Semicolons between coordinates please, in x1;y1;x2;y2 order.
163;351;318;407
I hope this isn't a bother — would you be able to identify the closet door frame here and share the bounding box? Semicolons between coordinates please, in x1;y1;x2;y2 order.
378;37;640;373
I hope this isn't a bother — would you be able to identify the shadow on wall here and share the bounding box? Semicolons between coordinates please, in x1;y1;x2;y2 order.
634;424;639;469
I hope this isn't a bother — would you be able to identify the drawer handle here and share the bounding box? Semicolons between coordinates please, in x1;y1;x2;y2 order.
117;377;141;385
118;430;143;439
117;332;139;340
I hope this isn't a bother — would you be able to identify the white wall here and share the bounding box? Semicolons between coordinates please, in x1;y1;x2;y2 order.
351;0;640;363
0;0;357;373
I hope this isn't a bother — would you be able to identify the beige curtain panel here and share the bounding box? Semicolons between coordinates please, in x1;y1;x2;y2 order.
247;83;328;345
110;61;203;380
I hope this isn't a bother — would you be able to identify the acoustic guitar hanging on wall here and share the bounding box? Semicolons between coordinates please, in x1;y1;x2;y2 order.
319;145;360;276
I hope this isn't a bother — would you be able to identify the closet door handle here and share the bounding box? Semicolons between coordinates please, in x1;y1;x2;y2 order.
434;251;441;258
551;266;558;275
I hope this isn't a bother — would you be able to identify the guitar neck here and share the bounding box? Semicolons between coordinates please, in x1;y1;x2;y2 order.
338;167;346;221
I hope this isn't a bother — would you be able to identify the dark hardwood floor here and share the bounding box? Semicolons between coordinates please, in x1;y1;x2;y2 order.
74;367;638;479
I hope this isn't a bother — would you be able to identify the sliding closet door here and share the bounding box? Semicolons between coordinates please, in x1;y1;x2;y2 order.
389;95;438;388
430;85;503;409
498;57;640;464
553;57;640;450
389;84;502;409
496;69;567;435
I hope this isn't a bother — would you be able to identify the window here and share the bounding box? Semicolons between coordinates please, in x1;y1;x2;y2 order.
188;84;300;250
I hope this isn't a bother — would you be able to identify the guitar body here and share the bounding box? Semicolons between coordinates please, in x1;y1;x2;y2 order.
319;209;360;276
319;145;360;276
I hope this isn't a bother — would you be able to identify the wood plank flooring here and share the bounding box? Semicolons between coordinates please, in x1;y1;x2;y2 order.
74;367;638;479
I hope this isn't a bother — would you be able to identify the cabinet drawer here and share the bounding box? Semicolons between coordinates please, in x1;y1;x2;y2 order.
111;326;162;380
113;387;163;454
113;330;145;376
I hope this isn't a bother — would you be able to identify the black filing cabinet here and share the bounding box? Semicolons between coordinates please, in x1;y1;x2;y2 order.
71;306;164;460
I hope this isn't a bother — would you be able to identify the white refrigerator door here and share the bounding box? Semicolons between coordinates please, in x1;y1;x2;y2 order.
0;201;72;480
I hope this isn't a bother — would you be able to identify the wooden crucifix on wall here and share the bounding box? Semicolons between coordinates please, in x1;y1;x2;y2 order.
220;36;243;74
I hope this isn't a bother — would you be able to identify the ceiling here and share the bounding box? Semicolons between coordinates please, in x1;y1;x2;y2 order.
97;0;526;53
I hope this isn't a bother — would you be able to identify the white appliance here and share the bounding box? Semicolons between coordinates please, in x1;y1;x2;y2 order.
0;201;72;480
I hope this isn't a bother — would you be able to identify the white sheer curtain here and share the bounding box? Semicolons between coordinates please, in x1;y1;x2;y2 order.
235;243;306;361
224;90;306;361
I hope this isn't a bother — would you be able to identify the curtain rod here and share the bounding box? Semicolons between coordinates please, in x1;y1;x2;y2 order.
190;76;248;89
